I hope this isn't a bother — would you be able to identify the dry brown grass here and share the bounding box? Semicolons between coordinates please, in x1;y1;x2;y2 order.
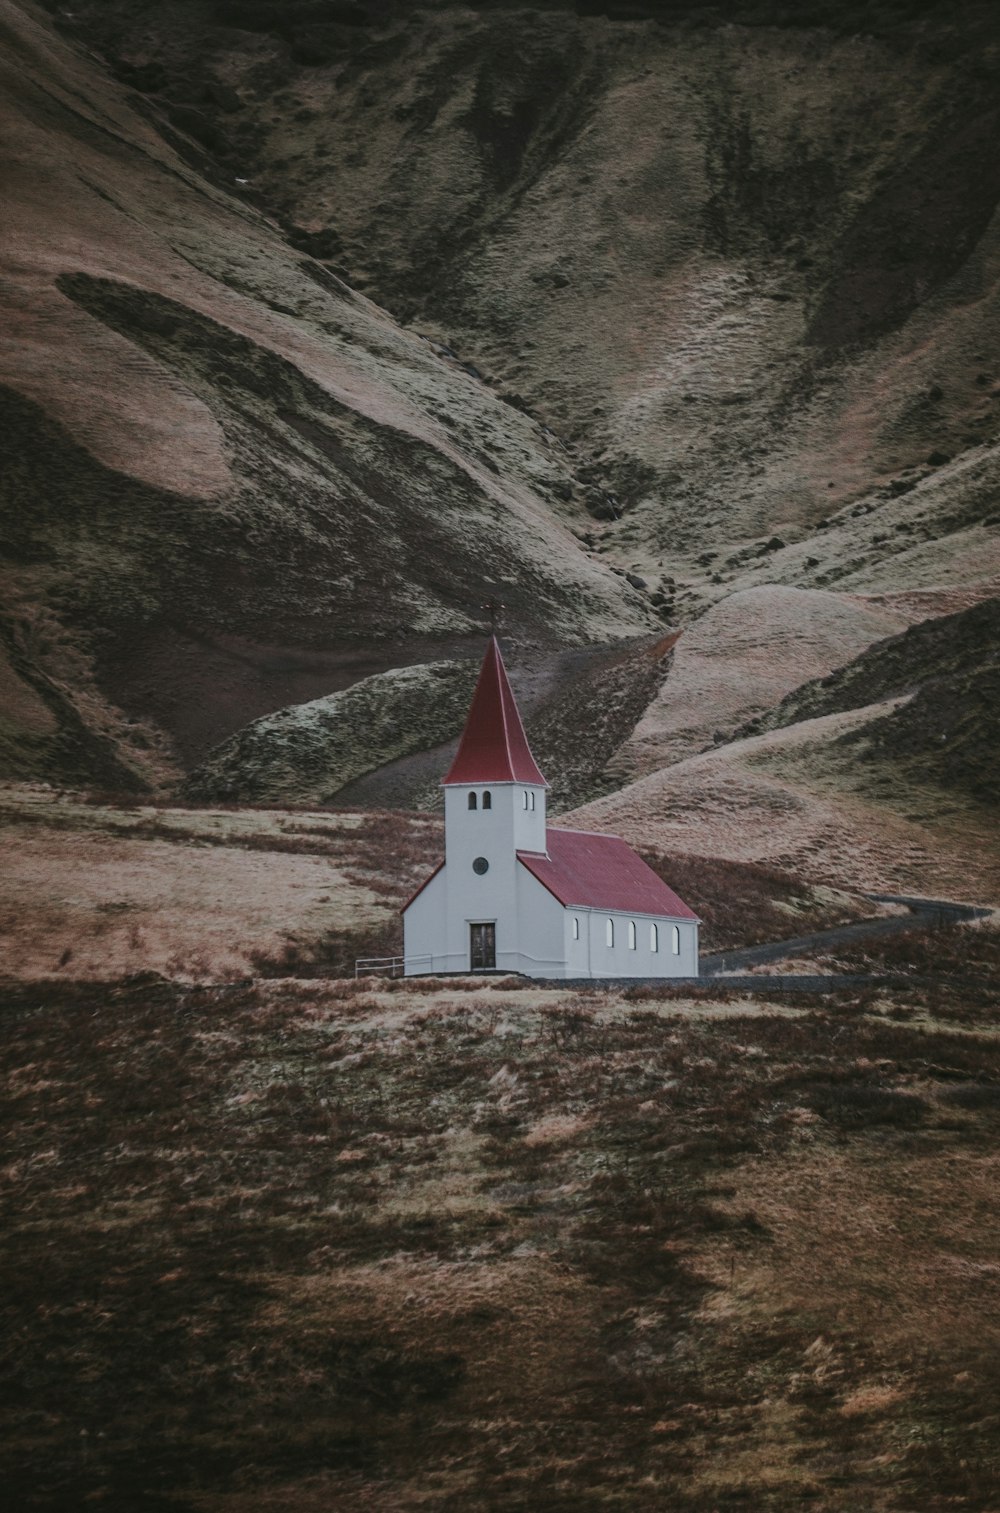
823;917;1000;977
2;975;999;1510
640;848;872;951
571;706;1000;906
793;918;1000;1025
0;788;442;981
2;787;891;989
616;586;909;777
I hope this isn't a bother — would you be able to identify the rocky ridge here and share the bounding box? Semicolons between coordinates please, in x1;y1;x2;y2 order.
184;658;478;804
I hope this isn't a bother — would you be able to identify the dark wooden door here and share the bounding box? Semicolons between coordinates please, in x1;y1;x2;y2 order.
470;922;496;971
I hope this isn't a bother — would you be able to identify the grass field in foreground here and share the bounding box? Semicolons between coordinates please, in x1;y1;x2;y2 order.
2;970;999;1511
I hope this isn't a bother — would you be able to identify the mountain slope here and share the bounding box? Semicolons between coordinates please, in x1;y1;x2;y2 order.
3;0;999;893
0;0;652;791
63;0;1000;569
567;598;1000;903
609;585;910;780
183;658;479;804
743;595;1000;807
567;699;1000;903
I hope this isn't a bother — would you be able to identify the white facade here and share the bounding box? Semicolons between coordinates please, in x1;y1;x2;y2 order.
559;906;699;980
404;778;555;976
403;776;699;980
401;635;698;980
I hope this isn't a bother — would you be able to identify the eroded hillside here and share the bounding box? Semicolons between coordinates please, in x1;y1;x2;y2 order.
2;0;999;896
58;0;1000;564
0;0;652;792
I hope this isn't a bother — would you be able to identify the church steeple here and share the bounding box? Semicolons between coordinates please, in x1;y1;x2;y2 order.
402;635;699;981
444;637;546;787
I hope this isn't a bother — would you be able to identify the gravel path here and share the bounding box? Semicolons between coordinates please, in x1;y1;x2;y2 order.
701;893;991;977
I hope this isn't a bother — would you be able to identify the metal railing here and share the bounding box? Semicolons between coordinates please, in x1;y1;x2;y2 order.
354;954;432;979
355;950;572;979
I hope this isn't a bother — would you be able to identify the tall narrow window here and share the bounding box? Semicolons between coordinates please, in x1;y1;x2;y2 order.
572;916;580;941
606;918;614;948
650;923;659;953
522;790;528;809
468;792;477;810
529;791;536;811
671;925;681;955
482;791;492;810
628;920;637;950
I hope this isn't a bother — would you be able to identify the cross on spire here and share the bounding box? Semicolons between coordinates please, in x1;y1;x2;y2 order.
481;597;505;636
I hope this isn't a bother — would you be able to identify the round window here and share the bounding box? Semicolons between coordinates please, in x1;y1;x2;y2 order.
472;856;489;875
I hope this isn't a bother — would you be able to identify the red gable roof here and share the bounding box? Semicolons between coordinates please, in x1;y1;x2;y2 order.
444;636;546;787
518;829;698;919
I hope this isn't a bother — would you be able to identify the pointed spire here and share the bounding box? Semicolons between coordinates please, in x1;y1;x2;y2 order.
444;637;547;786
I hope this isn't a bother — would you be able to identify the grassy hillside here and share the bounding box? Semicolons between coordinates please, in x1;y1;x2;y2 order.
569;695;1000;905
2;968;999;1510
741;597;1000;807
0;785;874;982
57;0;1000;562
0;0;651;794
3;11;999;1506
6;0;992;843
0;1;996;833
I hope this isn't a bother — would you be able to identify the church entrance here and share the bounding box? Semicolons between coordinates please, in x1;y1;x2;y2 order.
470;922;496;971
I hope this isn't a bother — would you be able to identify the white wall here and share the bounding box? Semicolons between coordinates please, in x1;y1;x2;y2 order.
511;784;547;853
580;909;698;979
402;867;449;974
443;784;517;972
564;905;591;978
437;782;547;972
515;869;568;976
515;884;700;981
443;782;546;863
405;782;699;979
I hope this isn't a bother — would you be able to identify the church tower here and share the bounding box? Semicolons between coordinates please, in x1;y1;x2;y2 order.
402;635;699;980
438;637;546;970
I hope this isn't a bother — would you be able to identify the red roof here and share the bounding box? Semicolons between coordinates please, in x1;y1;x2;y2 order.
444;637;546;786
518;829;698;919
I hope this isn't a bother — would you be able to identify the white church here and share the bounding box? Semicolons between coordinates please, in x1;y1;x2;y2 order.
403;637;699;979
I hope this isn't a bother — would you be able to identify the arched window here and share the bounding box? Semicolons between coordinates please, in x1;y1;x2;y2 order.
482;790;492;810
529;791;536;811
650;923;659;953
671;925;681;955
522;790;529;809
628;920;637;950
606;918;614;948
572;916;580;941
468;792;477;810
